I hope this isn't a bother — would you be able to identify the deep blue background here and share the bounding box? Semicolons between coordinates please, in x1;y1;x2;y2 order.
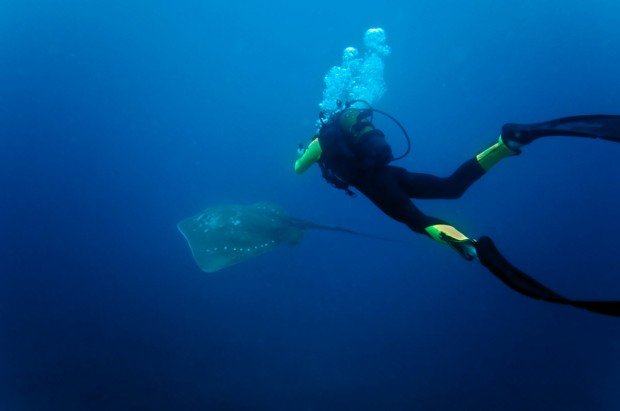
2;1;620;410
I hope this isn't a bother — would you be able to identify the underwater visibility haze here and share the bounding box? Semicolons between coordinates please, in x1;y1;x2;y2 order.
2;0;620;410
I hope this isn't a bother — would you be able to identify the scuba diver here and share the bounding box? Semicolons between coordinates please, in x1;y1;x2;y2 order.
294;101;620;317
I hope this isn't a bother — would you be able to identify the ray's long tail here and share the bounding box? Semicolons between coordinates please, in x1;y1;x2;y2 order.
289;218;405;243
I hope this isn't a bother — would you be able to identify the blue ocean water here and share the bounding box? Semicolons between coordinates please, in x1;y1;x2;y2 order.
2;0;620;409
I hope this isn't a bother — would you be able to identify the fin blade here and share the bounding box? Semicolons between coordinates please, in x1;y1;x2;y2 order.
476;236;620;317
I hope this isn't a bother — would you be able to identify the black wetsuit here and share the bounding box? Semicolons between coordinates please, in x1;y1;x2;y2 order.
352;158;485;233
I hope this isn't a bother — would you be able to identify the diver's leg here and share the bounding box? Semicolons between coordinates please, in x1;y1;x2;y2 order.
359;169;620;315
399;114;620;198
398;115;620;199
394;160;486;200
395;137;517;200
395;131;522;200
354;168;478;260
355;168;443;232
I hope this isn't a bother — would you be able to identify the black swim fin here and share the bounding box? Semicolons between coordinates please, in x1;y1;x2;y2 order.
502;115;620;149
475;236;620;317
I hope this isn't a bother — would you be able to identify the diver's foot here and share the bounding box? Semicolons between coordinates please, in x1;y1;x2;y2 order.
500;123;536;153
451;238;479;261
462;239;479;261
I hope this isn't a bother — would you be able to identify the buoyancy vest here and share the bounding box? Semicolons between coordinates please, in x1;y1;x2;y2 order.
317;108;393;194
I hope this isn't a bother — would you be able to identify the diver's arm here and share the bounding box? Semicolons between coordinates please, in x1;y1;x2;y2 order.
425;224;478;260
294;138;322;174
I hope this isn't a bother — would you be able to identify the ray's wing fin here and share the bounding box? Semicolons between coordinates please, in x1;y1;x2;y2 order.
177;203;304;273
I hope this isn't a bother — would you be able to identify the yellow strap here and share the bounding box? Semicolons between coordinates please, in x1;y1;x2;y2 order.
294;138;322;174
476;136;518;171
425;224;470;244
